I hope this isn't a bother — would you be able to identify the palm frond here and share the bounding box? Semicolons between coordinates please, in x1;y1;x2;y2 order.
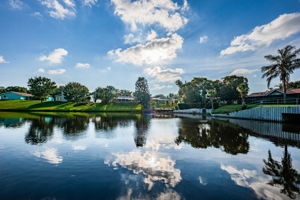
264;55;280;63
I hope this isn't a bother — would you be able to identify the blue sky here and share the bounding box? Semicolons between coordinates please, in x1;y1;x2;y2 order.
0;0;300;95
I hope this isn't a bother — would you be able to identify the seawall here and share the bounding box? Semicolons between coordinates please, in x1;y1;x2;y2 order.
213;106;300;122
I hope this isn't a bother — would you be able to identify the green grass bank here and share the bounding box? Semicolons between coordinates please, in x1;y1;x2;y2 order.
0;100;142;112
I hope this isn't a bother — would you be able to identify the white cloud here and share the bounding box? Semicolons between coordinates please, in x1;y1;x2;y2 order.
220;164;291;200
37;68;46;73
199;35;208;44
39;48;68;64
146;30;157;41
152;84;173;90
9;0;24;10
75;62;90;69
62;0;75;7
40;0;76;19
47;68;66;74
230;68;258;76
123;33;143;44
72;145;87;151
108;33;183;66
109;150;181;189
33;147;63;164
0;56;9;64
124;30;157;44
111;0;188;32
32;11;42;17
38;68;66;75
221;13;300;55
82;0;97;7
145;66;184;82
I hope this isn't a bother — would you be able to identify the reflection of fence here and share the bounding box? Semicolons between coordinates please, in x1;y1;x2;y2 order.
222;118;300;143
213;106;300;122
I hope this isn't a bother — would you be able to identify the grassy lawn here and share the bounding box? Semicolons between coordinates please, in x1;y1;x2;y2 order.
152;103;176;110
0;100;142;112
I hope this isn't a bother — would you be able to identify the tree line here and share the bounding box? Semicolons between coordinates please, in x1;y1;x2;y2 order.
0;76;152;109
175;75;249;108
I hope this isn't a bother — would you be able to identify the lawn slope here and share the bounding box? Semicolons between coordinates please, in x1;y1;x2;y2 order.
0;100;142;112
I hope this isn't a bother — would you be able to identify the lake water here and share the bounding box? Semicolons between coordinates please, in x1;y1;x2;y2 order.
0;112;299;200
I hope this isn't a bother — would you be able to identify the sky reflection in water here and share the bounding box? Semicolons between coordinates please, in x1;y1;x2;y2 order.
0;112;299;200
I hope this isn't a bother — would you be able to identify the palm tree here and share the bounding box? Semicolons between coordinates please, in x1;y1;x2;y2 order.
261;45;300;103
237;82;249;105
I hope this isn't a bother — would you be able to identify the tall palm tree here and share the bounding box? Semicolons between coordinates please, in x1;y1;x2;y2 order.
261;45;300;103
237;82;249;105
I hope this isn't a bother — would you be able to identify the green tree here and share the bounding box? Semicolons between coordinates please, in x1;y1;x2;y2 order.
279;80;300;89
220;75;248;104
28;76;56;102
93;86;118;103
5;86;28;93
261;45;300;103
237;82;249;105
63;82;89;102
134;77;151;110
0;86;6;93
118;89;132;97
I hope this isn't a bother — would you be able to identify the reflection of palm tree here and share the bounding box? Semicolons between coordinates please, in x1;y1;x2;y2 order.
263;146;300;199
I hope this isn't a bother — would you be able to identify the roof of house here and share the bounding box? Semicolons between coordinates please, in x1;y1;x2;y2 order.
247;88;300;97
1;91;33;97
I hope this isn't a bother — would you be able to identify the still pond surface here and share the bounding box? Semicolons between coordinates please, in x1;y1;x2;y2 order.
0;112;299;200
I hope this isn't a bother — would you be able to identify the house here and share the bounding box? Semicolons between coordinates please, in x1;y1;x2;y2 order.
246;88;300;104
0;91;33;100
54;92;67;102
115;96;135;103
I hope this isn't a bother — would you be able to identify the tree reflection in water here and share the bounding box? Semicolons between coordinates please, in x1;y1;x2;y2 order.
263;146;300;199
175;118;249;155
134;115;150;147
25;117;55;145
56;116;89;140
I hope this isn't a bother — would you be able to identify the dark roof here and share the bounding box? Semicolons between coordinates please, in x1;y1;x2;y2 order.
247;88;300;97
3;91;33;97
286;88;300;94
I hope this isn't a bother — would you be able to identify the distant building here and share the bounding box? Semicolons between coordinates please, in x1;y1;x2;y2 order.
54;92;67;102
151;97;178;105
0;91;33;100
246;88;300;104
115;96;135;103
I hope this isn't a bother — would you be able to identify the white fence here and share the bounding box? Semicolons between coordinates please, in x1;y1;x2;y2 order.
213;106;300;122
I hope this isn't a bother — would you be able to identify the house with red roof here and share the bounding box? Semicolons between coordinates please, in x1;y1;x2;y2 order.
246;88;300;104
